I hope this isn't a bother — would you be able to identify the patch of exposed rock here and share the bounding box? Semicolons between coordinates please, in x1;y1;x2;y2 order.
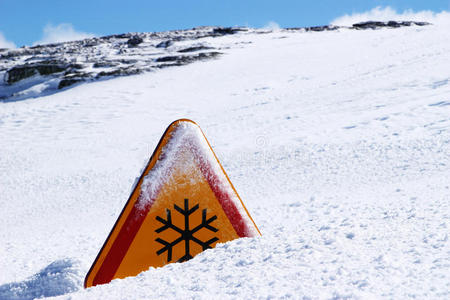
352;21;430;30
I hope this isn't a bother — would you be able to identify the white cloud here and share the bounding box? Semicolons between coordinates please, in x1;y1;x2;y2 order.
262;21;281;31
331;6;450;26
0;32;16;49
33;23;95;46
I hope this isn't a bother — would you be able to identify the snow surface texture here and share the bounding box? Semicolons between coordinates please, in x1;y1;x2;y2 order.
1;22;449;299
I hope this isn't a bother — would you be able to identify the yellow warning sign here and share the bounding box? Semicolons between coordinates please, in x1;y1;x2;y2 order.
85;119;260;287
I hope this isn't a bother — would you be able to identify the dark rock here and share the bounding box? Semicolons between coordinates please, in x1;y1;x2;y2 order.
58;78;82;89
304;25;338;32
5;66;38;83
155;63;184;68
115;33;132;39
177;46;214;53
413;21;430;26
285;27;305;31
5;62;69;84
155;52;221;65
156;40;174;48
127;36;143;47
352;21;431;30
68;63;83;70
155;55;180;63
93;61;120;68
62;69;88;77
29;44;49;49
119;59;138;64
387;21;402;28
398;21;430;26
101;33;132;41
212;27;246;36
82;39;100;47
286;25;339;32
96;67;142;78
353;21;387;29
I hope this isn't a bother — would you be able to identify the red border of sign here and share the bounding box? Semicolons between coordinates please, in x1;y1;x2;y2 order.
85;119;260;287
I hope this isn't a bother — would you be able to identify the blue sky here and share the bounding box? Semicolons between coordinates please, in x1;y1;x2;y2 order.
1;0;449;47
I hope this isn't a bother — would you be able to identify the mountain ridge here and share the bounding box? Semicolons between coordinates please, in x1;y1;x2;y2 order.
0;21;430;102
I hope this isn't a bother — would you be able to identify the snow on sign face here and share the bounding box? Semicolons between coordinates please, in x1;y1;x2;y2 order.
84;119;260;288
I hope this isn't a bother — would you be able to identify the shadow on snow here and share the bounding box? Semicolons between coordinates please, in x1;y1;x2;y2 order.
0;259;82;300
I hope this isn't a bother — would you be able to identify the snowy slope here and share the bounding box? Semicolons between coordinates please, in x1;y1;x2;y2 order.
0;22;428;103
1;22;449;299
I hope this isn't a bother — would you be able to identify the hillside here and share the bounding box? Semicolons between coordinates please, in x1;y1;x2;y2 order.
0;21;428;102
0;21;449;299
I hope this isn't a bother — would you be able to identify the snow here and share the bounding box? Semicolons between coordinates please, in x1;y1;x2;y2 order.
1;22;450;299
138;121;210;209
139;120;259;237
0;73;61;101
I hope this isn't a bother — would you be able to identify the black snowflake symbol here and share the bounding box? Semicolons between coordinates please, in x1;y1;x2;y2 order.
155;198;219;262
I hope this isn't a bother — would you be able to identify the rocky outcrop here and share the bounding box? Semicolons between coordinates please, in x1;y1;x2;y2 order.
285;21;430;32
305;25;339;32
155;52;221;68
0;26;235;101
352;21;430;30
5;61;82;84
177;46;214;53
127;35;143;47
212;27;247;35
0;22;431;101
156;40;174;48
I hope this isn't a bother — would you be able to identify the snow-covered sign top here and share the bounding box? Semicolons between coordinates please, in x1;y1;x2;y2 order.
85;119;260;288
139;119;259;236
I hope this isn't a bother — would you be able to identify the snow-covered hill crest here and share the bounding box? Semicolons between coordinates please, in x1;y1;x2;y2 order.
0;21;429;102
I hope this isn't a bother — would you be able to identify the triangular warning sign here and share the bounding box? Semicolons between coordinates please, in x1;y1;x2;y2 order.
85;119;260;287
